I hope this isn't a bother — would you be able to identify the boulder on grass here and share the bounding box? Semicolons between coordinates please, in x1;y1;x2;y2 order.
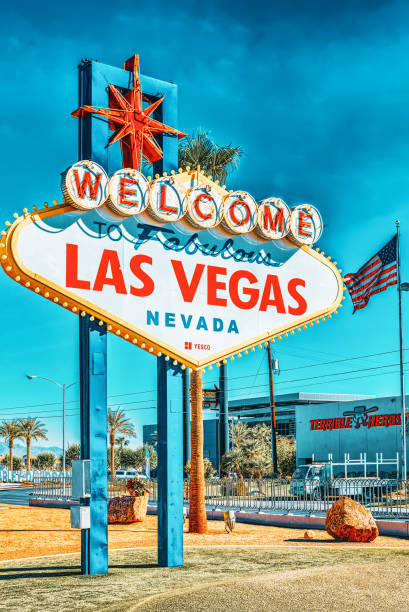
108;493;149;524
325;496;378;542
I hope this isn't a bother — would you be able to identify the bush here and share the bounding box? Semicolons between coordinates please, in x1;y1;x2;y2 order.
64;443;80;469
126;478;151;497
1;455;24;470
134;445;157;471
35;452;56;470
277;437;296;477
119;448;138;469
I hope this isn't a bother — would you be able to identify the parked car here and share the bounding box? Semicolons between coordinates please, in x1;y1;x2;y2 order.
289;463;398;501
115;469;139;480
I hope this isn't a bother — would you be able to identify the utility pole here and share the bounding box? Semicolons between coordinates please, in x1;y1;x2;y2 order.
267;343;278;475
219;363;229;470
396;221;407;479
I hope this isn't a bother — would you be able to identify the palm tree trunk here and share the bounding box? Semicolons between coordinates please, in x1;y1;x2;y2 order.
189;370;207;534
110;432;115;478
26;437;31;471
9;441;13;472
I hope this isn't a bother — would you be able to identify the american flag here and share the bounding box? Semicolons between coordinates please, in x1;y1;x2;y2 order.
344;235;397;312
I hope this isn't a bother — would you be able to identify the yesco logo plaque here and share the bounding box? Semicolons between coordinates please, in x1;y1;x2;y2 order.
0;162;344;370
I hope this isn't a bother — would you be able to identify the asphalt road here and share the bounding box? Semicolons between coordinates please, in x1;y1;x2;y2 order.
0;487;32;506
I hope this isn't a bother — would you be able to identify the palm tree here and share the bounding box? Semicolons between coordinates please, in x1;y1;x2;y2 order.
0;420;22;471
17;418;48;470
188;370;207;534
230;421;250;448
178;131;242;184
107;408;135;477
241;438;273;479
220;447;245;479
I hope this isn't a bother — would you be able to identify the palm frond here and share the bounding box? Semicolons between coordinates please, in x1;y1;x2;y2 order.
178;131;242;183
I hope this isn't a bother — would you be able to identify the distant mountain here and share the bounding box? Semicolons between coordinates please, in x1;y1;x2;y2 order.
0;441;63;457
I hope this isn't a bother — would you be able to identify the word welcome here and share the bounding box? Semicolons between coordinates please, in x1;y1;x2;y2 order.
62;161;323;245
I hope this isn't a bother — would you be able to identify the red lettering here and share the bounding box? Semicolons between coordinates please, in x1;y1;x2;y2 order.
65;244;90;290
129;255;154;297
193;193;212;220
93;250;127;294
310;420;316;430
368;415;376;428
120;178;139;206
298;212;313;237
229;270;259;310
159;183;177;214
396;414;401;425
259;275;286;313
264;206;284;231
171;260;205;302
73;170;102;200
207;266;227;306
229;200;250;226
288;278;307;315
346;417;352;428
381;414;389;427
375;415;382;427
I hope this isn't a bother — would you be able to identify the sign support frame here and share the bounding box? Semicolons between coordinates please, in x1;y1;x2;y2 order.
77;57;183;572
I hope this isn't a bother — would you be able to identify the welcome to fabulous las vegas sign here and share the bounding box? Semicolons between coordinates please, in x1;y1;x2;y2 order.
0;159;344;371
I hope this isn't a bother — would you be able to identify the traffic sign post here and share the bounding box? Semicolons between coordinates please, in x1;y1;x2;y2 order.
202;384;220;409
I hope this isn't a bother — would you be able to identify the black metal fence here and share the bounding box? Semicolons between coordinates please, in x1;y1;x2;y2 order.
31;476;409;519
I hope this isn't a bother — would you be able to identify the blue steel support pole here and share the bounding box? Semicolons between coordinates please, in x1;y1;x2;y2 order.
183;370;191;471
157;357;184;567
77;57;183;570
151;77;183;567
78;60;108;575
79;315;108;575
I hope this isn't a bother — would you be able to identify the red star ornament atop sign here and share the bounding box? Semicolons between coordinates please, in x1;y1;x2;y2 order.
71;55;186;170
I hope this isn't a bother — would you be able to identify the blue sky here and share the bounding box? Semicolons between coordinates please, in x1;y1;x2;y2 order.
0;0;408;449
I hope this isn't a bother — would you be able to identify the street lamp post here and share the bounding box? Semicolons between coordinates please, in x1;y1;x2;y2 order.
26;375;77;493
267;343;280;476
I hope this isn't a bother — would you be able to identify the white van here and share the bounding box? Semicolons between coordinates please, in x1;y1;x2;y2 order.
115;469;147;480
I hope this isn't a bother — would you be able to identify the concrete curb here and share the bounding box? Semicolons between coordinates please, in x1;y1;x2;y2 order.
29;501;409;539
148;505;409;539
29;498;79;509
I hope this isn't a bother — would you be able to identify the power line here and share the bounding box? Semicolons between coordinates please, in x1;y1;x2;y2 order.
0;347;407;417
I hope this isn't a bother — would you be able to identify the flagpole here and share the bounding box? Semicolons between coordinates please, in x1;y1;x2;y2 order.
396;220;406;480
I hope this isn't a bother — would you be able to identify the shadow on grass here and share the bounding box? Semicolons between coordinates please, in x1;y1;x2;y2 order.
0;529;75;532
0;565;76;573
0;569;81;580
108;563;157;570
284;538;354;544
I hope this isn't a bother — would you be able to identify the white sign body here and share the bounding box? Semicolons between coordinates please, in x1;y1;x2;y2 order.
4;202;343;369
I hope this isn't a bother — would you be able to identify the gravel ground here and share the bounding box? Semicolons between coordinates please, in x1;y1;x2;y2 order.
133;560;409;612
0;547;407;612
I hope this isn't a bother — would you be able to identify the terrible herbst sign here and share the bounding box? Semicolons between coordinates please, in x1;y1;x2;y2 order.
0;162;344;370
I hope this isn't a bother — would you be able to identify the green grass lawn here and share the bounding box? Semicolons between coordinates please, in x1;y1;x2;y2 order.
1;546;408;612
